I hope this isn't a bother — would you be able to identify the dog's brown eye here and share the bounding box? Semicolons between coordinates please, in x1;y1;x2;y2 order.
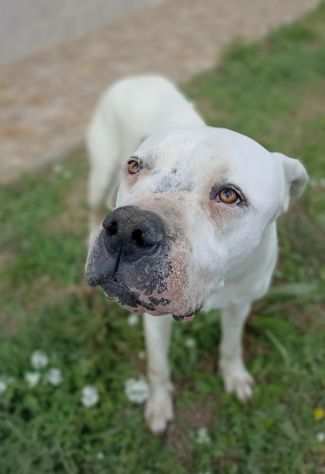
219;188;239;204
127;157;142;175
210;185;244;205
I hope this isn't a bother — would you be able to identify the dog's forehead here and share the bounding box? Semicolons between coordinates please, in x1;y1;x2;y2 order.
136;127;204;168
136;127;279;194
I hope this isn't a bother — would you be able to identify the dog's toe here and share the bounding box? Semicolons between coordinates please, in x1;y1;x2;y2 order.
145;390;174;434
220;362;254;402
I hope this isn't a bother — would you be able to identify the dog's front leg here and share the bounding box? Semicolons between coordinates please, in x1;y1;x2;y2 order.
219;302;254;401
143;313;174;433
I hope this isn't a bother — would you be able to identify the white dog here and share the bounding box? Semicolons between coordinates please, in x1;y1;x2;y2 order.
86;75;308;433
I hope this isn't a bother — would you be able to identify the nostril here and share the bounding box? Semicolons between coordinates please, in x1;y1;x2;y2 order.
105;220;118;236
131;228;146;248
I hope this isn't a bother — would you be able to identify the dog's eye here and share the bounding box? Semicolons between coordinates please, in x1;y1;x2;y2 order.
219;187;240;204
127;157;142;175
210;185;244;205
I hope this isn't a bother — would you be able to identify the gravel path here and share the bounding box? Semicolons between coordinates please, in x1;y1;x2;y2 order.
0;0;161;64
0;0;319;184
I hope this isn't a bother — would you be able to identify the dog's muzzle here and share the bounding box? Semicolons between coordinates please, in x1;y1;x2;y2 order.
86;206;171;310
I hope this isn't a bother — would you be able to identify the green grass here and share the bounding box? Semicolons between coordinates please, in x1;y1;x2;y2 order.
1;3;325;473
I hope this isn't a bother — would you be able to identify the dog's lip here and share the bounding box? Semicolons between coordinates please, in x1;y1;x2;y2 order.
172;305;202;322
99;275;202;319
172;313;194;322
101;278;157;312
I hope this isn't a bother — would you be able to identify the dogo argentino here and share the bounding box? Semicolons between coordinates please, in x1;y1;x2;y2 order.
85;75;308;433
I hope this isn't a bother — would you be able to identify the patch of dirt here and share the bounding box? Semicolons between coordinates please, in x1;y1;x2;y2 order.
167;394;217;467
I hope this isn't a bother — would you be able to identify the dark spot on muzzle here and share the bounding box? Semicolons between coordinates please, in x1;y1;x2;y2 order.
86;206;172;309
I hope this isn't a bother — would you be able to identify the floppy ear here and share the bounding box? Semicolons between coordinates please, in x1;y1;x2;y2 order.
273;152;309;211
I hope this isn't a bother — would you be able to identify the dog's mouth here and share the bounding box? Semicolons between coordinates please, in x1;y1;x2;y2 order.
100;276;150;310
172;304;202;322
172;313;194;322
97;275;163;313
97;274;200;320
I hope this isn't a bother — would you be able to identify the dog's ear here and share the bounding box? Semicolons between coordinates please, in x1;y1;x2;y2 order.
273;153;308;212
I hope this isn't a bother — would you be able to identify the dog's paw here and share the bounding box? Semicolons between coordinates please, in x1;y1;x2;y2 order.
220;361;254;402
145;389;174;434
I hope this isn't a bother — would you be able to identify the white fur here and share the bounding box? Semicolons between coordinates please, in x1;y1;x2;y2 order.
86;75;308;433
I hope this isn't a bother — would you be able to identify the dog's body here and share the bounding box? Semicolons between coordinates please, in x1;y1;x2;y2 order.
86;75;308;433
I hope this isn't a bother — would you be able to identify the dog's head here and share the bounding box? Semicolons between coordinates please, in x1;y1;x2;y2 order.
86;127;308;318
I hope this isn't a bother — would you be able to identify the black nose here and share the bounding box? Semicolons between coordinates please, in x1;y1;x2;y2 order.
102;206;166;261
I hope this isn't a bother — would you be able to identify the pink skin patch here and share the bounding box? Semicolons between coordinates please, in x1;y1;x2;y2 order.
129;245;200;317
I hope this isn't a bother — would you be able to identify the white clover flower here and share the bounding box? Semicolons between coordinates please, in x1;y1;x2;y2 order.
317;432;325;443
128;314;139;326
25;371;41;387
46;368;63;386
125;377;149;404
196;427;211;445
96;452;105;460
185;337;196;349
31;351;48;369
81;386;99;407
0;380;7;394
